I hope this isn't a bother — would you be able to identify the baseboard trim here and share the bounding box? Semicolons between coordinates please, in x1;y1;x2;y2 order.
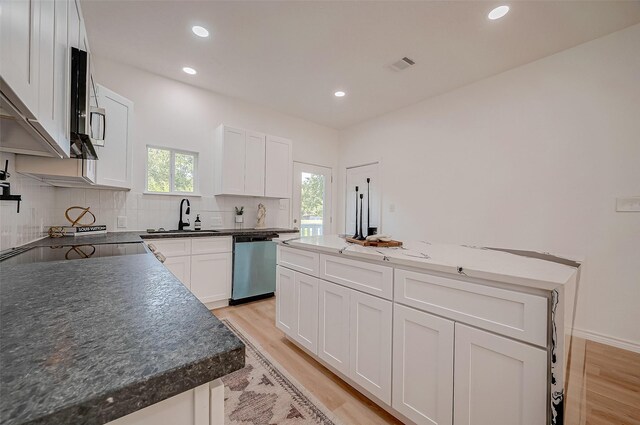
570;328;640;354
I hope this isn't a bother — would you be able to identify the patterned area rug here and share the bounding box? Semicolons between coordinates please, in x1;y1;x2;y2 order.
221;319;343;425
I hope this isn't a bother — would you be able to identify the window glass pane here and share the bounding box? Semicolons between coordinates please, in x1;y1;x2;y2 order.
147;147;170;192
300;172;325;236
174;152;195;193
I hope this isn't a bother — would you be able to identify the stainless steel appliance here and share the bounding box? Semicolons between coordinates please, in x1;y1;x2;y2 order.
70;47;105;158
231;233;278;304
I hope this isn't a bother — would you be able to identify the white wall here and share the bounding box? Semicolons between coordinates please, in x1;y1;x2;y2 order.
0;153;57;251
90;58;340;231
338;24;640;347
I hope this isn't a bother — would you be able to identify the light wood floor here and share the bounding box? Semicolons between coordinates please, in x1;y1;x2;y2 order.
214;298;640;425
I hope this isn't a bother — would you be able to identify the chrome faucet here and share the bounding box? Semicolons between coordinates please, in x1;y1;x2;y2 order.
178;198;191;230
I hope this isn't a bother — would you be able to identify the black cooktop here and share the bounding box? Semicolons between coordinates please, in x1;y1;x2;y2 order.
0;242;149;266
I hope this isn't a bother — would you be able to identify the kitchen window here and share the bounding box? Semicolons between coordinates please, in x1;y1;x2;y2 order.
146;146;198;194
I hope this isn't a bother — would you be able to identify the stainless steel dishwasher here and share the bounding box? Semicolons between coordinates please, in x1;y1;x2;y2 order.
230;233;278;304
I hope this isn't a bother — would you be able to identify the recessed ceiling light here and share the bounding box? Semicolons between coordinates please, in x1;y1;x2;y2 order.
488;5;509;20
334;91;346;97
182;67;197;75
192;26;209;38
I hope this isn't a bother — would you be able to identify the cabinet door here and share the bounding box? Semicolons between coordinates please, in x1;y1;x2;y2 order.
95;85;133;188
393;304;454;425
265;135;292;198
275;266;296;336
244;131;265;196
164;256;191;289
219;126;245;195
318;280;350;376
454;324;547;425
349;290;392;404
190;253;231;304
293;272;319;354
0;0;39;118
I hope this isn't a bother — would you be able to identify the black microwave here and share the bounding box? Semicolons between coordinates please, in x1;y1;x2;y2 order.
70;47;105;159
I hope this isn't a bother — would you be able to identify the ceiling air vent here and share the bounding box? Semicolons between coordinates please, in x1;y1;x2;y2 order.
390;57;416;72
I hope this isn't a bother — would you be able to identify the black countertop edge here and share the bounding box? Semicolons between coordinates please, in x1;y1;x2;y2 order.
23;347;245;425
141;228;299;240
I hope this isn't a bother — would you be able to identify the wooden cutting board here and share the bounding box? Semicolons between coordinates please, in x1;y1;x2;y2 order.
346;237;403;247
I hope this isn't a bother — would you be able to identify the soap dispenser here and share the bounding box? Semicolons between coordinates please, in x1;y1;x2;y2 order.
194;214;202;231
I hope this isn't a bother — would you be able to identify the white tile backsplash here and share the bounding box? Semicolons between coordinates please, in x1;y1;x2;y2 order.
1;152;291;250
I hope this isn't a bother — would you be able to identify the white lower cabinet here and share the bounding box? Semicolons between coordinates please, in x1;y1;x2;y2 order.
318;280;351;376
349;290;393;405
276;266;296;335
392;304;454;425
454;323;547;425
152;237;232;308
164;256;191;289
190;253;232;304
293;272;319;354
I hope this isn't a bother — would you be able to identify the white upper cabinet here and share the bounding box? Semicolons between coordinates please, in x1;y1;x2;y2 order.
244;131;266;196
0;0;40;119
214;125;248;196
265;135;292;198
215;125;291;198
94;85;133;189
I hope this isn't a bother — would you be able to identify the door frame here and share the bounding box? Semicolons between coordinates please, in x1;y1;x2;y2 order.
292;161;333;235
344;160;382;234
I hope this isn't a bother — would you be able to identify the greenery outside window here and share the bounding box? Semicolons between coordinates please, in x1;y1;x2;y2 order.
146;146;198;194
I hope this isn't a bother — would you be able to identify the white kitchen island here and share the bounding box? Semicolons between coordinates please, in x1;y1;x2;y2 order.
275;235;581;425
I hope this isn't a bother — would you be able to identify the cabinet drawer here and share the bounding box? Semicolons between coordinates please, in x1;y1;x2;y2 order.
192;237;232;255
395;269;548;347
277;246;319;276
147;238;191;258
320;254;393;300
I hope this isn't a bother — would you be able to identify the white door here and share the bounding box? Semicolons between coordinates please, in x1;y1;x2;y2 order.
393;304;454;425
164;256;191;289
454;324;548;425
318;280;350;376
265;135;292;198
221;126;246;195
294;272;319;354
293;162;332;236
349;290;393;404
345;162;380;237
190;253;231;304
275;266;296;336
95;85;133;188
244;131;266;196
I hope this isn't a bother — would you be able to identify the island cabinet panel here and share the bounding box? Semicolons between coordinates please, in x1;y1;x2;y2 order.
349;290;393;405
319;254;393;300
454;324;547;425
164;256;191;289
278;246;319;276
191;253;232;304
318;280;351;375
276;266;297;335
394;269;548;347
392;304;454;425
293;273;319;354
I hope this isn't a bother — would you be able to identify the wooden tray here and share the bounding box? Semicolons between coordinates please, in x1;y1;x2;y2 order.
346;237;403;247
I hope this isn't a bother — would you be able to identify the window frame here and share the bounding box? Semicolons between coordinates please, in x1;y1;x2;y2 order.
145;145;199;195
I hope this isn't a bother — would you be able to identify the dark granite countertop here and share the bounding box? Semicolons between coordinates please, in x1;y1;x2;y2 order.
0;254;245;425
141;228;299;239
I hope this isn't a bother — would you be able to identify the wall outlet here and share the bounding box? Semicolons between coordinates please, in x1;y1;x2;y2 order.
117;216;127;228
279;199;288;210
616;197;640;212
389;203;396;213
211;216;223;227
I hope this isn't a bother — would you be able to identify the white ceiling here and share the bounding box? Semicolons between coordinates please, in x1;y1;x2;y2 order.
81;1;640;129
